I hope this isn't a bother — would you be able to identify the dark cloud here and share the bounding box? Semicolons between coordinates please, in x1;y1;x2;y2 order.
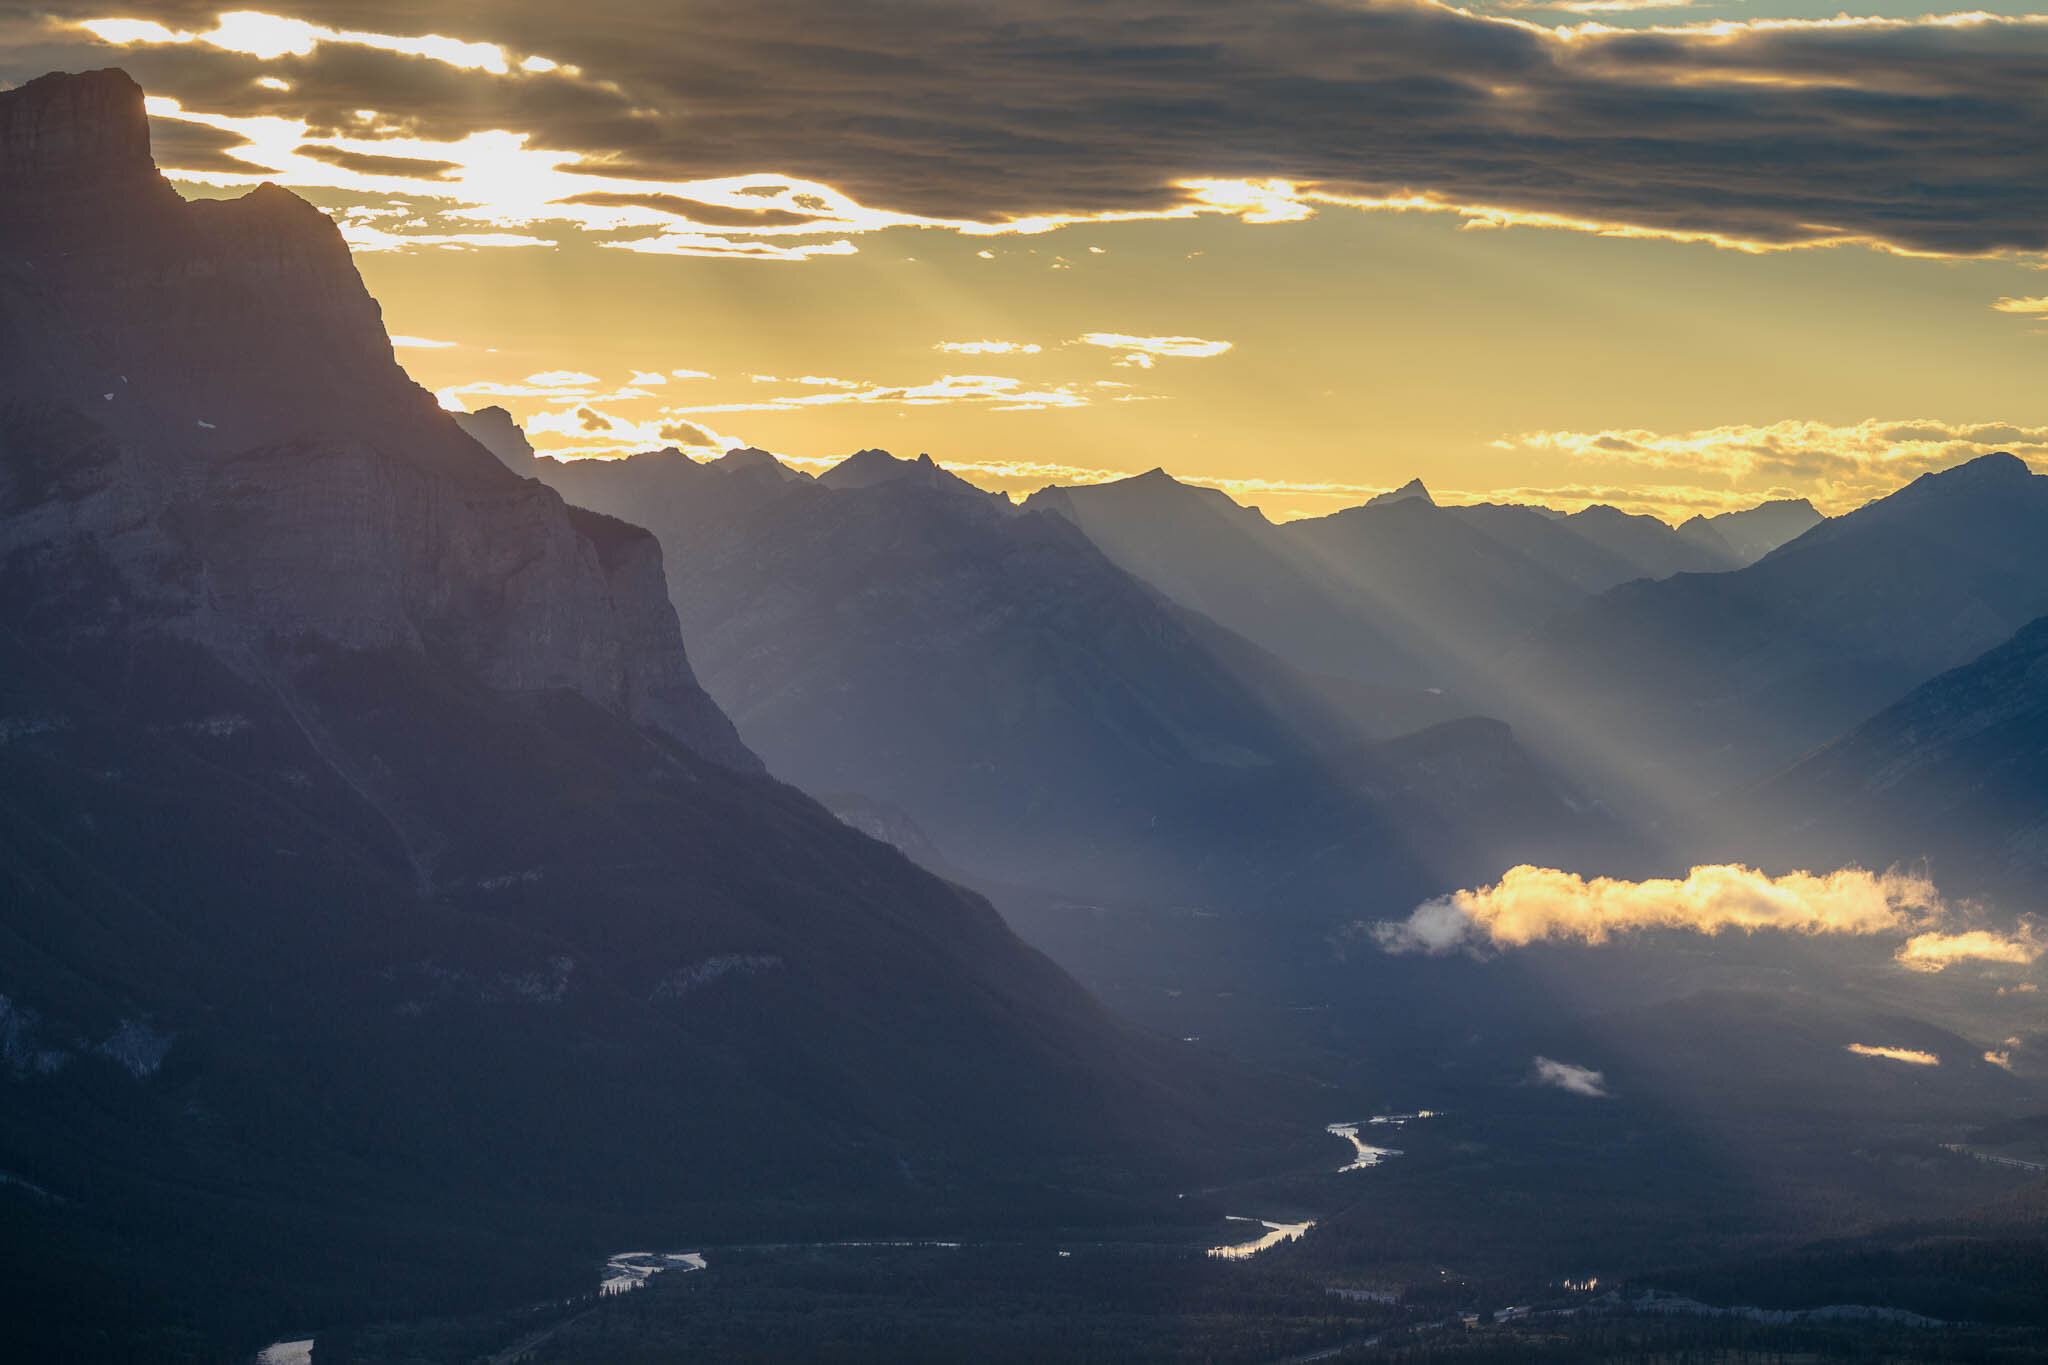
295;143;458;178
15;0;2048;255
658;420;718;446
146;116;268;173
558;191;825;228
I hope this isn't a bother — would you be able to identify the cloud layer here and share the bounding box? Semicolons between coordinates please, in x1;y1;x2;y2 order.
1495;419;2048;514
1372;863;2041;972
16;1;2048;259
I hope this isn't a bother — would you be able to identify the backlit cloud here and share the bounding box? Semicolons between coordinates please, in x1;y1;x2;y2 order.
1078;334;1234;370
1372;863;2041;973
1498;419;2048;514
1532;1056;1610;1097
75;11;558;74
1897;928;2044;973
936;340;1043;356
1844;1043;1938;1066
34;1;2048;260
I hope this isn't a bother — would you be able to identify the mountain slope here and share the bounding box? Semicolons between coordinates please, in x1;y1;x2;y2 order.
1020;468;1428;685
1509;452;2048;817
0;69;1289;1358
1739;614;2048;894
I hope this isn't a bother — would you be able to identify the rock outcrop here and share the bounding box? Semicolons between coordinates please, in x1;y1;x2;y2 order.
0;68;754;769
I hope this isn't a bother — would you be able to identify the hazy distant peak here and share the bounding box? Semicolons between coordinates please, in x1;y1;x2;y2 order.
818;447;914;488
453;406;538;471
1566;503;1643;526
1365;478;1433;507
1922;450;2032;487
1680;496;1823;564
710;445;806;481
816;447;1006;508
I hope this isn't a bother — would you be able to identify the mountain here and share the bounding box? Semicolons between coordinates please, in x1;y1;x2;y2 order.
0;69;1289;1359
1030;473;1791;703
1365;476;1434;507
1019;468;1428;685
1437;501;1673;594
1281;494;1597;688
1510;452;2048;819
1555;503;1741;578
1679;497;1823;564
1739;614;2048;895
503;440;1623;913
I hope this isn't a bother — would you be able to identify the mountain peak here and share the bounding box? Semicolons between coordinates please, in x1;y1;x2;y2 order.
1932;450;2031;486
453;406;537;470
819;447;912;489
0;68;156;194
1366;477;1433;508
710;445;806;481
1856;451;2038;520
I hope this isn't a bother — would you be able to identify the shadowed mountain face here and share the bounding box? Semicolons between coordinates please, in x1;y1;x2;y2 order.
0;70;1294;1357
491;438;1626;912
1740;614;2048;897
1680;498;1823;564
1509;452;2048;820
1020;469;1429;686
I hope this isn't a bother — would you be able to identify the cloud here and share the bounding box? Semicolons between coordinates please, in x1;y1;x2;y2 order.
1496;419;2048;514
1374;864;1938;955
1371;863;2042;973
42;1;2048;260
936;340;1043;355
74;11;560;76
656;419;718;447
1896;927;2043;973
1532;1056;1610;1097
433;370;601;407
1844;1043;1939;1066
1077;333;1233;369
389;334;455;348
1985;1049;2012;1069
670;372;1093;414
1992;296;2048;318
1496;0;1694;10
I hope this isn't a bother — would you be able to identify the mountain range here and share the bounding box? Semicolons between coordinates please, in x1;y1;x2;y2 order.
1508;452;2048;822
472;419;1632;914
0;69;1295;1358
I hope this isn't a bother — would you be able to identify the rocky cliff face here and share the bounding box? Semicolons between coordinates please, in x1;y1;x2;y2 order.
0;69;753;769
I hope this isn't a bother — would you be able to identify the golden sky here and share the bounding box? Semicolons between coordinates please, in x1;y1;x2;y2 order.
8;1;2048;519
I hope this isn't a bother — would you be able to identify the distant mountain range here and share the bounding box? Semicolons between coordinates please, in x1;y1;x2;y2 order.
1508;452;2048;821
474;421;1631;912
0;70;1294;1358
1025;470;1813;696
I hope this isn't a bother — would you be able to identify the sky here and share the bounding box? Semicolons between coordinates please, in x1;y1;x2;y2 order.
5;1;2048;520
